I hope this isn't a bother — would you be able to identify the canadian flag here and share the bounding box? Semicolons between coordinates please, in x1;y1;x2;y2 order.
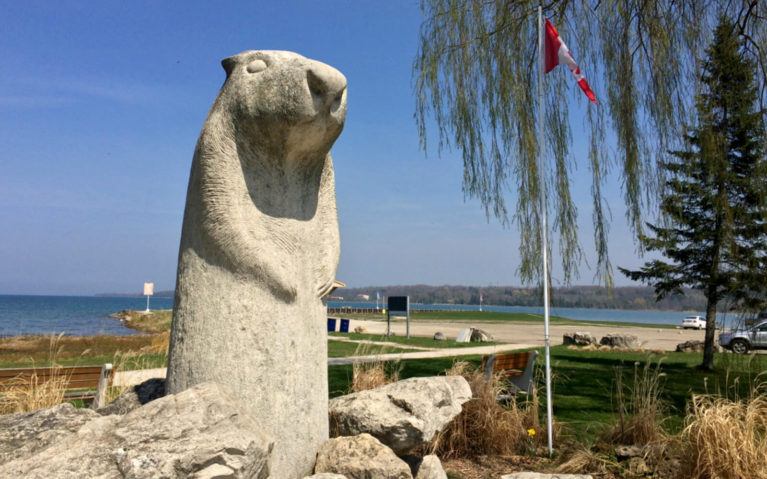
544;18;597;104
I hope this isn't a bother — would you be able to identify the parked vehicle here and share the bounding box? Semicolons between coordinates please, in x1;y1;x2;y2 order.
681;315;706;330
718;320;767;354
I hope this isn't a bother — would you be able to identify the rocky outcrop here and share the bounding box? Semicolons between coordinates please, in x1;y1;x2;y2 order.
329;376;471;453
675;340;705;352
96;377;166;416
599;334;640;349
0;382;272;479
414;455;448;479
470;328;494;342
0;403;100;466
314;434;412;479
563;332;597;346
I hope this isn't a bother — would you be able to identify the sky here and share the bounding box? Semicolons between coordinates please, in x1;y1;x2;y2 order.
0;1;650;295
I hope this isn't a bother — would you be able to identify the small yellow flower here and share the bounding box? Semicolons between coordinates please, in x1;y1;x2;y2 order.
527;428;535;437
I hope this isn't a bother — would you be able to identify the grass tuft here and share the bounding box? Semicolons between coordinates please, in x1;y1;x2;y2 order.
349;343;401;393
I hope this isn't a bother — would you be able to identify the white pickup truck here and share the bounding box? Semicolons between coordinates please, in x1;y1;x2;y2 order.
717;320;767;354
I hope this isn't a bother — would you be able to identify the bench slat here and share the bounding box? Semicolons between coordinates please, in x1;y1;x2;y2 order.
0;366;103;379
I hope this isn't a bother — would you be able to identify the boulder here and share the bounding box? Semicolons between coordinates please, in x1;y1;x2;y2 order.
675;340;705;353
414;455;447;479
0;382;272;478
0;403;100;466
329;376;471;453
433;332;446;341
314;434;412;479
354;326;367;334
563;332;596;346
97;378;166;416
304;474;348;479
470;328;493;342
599;334;640;349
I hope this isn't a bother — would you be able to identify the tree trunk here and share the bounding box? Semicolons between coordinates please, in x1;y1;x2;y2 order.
701;292;718;370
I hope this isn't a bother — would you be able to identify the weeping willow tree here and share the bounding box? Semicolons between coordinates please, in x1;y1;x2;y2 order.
414;0;767;286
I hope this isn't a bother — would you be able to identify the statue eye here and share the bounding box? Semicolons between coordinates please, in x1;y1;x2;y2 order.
246;59;267;74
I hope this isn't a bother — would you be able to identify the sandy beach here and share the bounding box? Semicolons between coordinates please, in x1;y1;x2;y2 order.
348;318;712;352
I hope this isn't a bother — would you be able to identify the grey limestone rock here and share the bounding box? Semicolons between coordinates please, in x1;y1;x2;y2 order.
414;455;448;479
470;328;493;342
433;332;446;341
314;434;412;479
0;382;272;479
0;403;100;466
167;50;347;478
329;376;471;453
97;377;166;416
563;332;597;346
303;474;348;479
675;339;706;352
599;334;640;349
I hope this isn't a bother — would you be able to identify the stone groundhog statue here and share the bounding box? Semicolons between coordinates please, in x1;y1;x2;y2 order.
166;50;346;479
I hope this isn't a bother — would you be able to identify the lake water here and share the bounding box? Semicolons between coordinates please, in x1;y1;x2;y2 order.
0;295;174;337
0;295;720;337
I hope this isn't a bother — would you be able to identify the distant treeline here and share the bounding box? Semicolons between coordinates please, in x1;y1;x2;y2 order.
339;285;709;312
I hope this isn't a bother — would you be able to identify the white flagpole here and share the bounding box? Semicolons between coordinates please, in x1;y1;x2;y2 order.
538;5;554;456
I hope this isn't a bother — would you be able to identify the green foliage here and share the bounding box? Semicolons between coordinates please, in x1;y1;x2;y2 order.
414;1;767;286
620;17;767;369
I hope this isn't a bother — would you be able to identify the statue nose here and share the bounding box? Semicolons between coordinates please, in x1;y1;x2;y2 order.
307;63;347;111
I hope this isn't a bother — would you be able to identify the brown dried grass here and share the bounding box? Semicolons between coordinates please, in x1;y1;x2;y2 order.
425;369;543;459
349;343;400;393
0;334;71;414
605;359;667;445
677;386;767;479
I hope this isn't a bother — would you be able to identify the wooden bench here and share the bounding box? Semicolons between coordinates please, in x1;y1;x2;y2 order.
0;364;114;409
481;351;538;395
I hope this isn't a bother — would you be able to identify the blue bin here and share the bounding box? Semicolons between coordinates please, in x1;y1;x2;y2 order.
339;319;350;333
327;318;337;332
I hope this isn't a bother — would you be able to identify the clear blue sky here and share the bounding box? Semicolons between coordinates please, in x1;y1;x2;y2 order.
0;1;648;295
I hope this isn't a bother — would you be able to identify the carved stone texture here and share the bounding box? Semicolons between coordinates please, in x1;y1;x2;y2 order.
0;382;272;479
167;50;347;478
314;434;413;479
329;376;472;453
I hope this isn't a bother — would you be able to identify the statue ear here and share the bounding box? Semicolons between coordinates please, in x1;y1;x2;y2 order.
221;51;260;77
221;56;238;77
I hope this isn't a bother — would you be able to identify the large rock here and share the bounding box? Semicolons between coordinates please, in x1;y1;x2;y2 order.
414;455;447;479
329;376;471;453
96;378;166;416
167;50;347;479
0;403;100;466
563;332;596;346
675;340;705;352
314;434;412;479
0;382;272;478
599;334;640;349
470;328;494;342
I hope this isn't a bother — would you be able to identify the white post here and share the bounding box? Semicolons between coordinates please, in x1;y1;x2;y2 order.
538;5;554;456
145;294;150;312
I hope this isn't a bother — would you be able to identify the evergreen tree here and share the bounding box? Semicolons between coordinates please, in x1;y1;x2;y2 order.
620;17;767;370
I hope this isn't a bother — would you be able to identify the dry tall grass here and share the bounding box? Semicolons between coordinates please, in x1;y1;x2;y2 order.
426;369;543;458
349;342;400;393
0;334;71;414
606;359;667;445
677;384;767;479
